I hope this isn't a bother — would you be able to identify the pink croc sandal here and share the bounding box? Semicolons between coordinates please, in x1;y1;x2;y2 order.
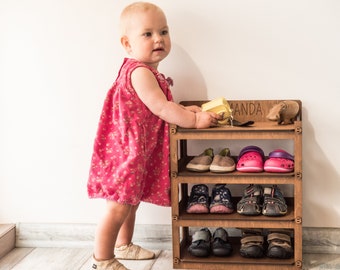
264;149;294;173
236;146;265;173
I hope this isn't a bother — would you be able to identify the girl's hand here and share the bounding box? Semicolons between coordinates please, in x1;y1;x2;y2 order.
195;111;221;129
184;105;201;113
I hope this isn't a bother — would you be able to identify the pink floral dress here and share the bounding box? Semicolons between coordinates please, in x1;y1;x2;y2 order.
87;58;173;207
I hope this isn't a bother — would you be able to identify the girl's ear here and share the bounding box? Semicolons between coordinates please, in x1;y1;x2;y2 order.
121;36;131;53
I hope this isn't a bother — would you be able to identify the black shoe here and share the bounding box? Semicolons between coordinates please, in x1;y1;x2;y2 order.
188;228;211;257
212;228;233;257
266;231;293;259
240;229;264;258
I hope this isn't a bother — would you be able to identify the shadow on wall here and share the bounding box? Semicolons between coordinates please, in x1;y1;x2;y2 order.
162;43;208;103
302;108;340;227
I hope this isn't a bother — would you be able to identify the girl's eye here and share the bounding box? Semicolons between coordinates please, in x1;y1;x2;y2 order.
143;32;152;37
161;30;168;35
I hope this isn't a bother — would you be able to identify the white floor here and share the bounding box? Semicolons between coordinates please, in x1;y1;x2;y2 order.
0;247;174;270
0;247;340;270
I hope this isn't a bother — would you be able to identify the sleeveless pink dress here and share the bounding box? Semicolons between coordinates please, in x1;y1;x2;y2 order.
87;58;173;206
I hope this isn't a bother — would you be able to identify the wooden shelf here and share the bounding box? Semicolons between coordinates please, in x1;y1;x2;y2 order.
170;100;303;269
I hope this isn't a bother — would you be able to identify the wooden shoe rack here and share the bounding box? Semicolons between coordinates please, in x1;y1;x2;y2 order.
170;100;302;269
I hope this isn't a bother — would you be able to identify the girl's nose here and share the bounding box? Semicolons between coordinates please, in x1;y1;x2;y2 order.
154;33;163;42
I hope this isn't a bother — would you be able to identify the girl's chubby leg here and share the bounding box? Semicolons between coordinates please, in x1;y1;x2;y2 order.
115;204;139;247
94;200;132;260
115;204;156;260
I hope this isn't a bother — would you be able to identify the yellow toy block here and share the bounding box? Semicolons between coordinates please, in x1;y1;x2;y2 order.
201;97;233;125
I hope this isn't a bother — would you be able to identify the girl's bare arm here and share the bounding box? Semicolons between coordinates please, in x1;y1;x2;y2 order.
131;67;219;128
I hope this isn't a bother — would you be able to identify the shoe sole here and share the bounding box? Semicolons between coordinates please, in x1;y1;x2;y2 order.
236;167;263;172
210;165;235;173
210;205;233;214
237;210;262;216
262;210;287;216
186;164;210;172
187;205;209;214
264;166;293;173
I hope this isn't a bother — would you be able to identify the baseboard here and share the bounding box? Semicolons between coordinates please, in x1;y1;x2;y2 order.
302;227;340;254
15;223;340;254
0;224;16;259
15;223;172;250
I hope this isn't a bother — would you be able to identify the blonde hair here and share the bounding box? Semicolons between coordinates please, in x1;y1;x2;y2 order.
119;2;164;36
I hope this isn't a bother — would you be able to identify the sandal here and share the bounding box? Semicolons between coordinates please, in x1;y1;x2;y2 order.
209;148;235;173
236;146;265;172
237;184;263;216
186;184;209;213
264;149;294;173
210;184;234;214
266;231;294;259
188;228;211;257
240;229;264;258
186;148;214;172
262;185;288;216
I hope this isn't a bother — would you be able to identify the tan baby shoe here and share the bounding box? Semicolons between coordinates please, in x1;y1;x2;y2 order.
91;256;129;270
186;148;214;172
114;243;155;260
209;148;235;173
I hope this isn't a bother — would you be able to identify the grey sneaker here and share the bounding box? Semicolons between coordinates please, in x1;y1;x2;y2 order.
188;228;211;257
209;148;235;173
212;228;233;257
186;148;214;172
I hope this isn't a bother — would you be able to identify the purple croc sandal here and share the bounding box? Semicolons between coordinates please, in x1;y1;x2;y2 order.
236;146;265;173
264;149;294;173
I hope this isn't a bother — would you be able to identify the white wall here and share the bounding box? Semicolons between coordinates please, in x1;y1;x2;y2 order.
1;0;339;227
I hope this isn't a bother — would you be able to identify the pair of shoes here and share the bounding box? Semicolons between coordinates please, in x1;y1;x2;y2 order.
91;256;129;270
186;184;234;214
237;185;288;216
114;243;155;260
186;148;235;173
188;227;233;257
236;146;294;173
240;229;293;259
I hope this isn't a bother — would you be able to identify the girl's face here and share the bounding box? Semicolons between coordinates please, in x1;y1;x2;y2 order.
121;9;171;69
